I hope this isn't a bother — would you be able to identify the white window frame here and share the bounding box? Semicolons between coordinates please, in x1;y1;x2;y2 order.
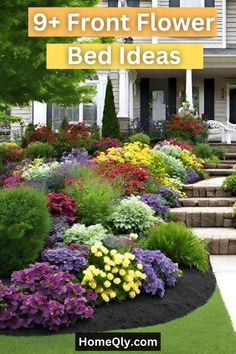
180;0;204;7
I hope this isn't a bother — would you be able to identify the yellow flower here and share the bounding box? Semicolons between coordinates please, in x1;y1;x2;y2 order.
107;273;114;281
90;246;97;254
104;256;111;264
95;251;103;257
104;280;111;288
123;283;131;292
104;265;111;272
96;287;104;293
113;277;121;285
111;267;119;274
122;260;130;268
101;293;110;302
126;276;133;283
119;269;126;276
110;249;117;256
89;281;97;289
137;263;143;270
129;291;136;299
100;246;109;255
109;291;117;299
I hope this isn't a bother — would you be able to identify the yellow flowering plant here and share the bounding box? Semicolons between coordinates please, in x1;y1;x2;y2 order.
81;242;146;304
180;151;204;174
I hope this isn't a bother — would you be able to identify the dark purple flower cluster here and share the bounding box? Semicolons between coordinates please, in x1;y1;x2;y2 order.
133;248;182;297
104;234;137;251
141;194;169;220
185;168;200;184
159;187;180;208
0;263;97;331
48;217;70;246
41;244;88;273
61;149;90;166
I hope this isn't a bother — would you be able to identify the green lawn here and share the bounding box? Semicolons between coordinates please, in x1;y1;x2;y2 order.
0;287;235;354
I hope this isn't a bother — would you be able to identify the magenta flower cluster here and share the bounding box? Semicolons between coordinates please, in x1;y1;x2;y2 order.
41;244;88;273
0;263;97;331
133;248;182;297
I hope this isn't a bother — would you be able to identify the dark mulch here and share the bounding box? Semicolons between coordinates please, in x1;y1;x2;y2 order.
0;263;216;336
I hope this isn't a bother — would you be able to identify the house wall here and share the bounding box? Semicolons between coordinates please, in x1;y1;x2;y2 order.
226;0;236;47
11;106;32;125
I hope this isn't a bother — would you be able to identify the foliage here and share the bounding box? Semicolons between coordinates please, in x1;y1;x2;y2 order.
211;146;226;161
0;143;25;163
109;196;159;233
63;224;108;245
129;133;151;145
0;175;24;189
167;114;208;144
22;160;59;181
185;168;200;184
161;153;187;181
102;78;120;139
0;263;96;330
141;194;169;220
140;222;209;273
27;142;54;160
48;192;77;225
165;139;194;152
232;202;236;219
103;234;138;252
195;143;213;159
223;174;236;195
66;167;120;226
0;0;98;108
133;248;182;297
96;160;149;196
41;244;88;272
25;124;57;145
129;118;166;141
93;137;122;153
0;187;50;277
158;186;179;208
82;242;146;303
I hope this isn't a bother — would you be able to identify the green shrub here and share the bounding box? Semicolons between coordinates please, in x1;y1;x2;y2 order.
207;156;220;164
194;143;212;159
211;146;225;161
139;222;209;273
27;142;54;159
102;78;120;139
223;174;236;194
66;167;120;226
0;187;50;277
129;133;151;145
109;196;159;233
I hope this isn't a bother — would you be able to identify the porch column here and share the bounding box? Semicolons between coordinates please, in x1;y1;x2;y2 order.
186;69;193;108
97;71;108;127
129;70;137;122
117;69;130;133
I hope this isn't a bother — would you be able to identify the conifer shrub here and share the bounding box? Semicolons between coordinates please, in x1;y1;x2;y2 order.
0;187;50;277
102;78;120;139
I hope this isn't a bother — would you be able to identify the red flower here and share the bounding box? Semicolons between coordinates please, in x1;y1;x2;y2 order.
48;192;77;224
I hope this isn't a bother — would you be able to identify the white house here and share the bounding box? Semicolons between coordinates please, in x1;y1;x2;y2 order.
9;0;236;136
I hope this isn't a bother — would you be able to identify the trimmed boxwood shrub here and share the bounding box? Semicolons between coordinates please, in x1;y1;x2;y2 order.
0;187;50;277
138;222;209;273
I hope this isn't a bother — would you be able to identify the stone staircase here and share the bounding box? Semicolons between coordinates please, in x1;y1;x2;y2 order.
171;144;236;255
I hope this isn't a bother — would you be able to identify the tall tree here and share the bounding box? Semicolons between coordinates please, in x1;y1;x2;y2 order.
102;78;120;138
0;0;99;109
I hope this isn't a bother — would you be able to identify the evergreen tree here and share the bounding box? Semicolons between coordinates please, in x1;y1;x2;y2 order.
102;78;120;138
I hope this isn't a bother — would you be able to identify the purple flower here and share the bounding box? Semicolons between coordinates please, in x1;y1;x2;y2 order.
133;248;182;297
159;187;180;208
185;169;200;184
41;246;88;273
141;194;169;220
61;149;90;166
48;217;70;246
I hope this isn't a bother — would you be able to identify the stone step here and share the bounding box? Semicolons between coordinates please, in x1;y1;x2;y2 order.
193;228;236;255
209;143;236;154
226;153;236;159
184;177;232;198
171;207;234;227
180;197;236;207
220;160;236;165
205;163;234;169
204;169;233;176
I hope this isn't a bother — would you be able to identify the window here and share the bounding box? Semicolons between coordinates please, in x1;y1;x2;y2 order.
181;0;204;7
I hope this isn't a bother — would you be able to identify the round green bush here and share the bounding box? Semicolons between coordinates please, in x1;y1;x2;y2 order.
139;222;209;273
129;133;151;145
194;143;212;159
0;187;50;277
223;174;236;194
27;142;54;159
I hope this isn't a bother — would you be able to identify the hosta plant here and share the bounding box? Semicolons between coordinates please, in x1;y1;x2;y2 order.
63;223;108;245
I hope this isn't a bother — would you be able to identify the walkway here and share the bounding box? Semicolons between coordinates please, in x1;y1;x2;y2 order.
211;255;236;332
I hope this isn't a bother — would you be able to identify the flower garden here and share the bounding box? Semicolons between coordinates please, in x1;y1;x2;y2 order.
0;116;218;333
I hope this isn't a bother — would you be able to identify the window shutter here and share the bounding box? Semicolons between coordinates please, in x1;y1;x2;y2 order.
127;0;140;6
169;0;180;6
168;78;177;119
108;0;118;7
205;0;215;7
140;79;150;132
204;79;215;120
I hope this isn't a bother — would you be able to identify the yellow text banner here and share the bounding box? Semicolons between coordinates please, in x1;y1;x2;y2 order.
29;7;217;37
46;43;203;70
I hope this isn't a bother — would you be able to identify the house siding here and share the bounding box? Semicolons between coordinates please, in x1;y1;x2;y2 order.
11;106;32;125
226;0;236;47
